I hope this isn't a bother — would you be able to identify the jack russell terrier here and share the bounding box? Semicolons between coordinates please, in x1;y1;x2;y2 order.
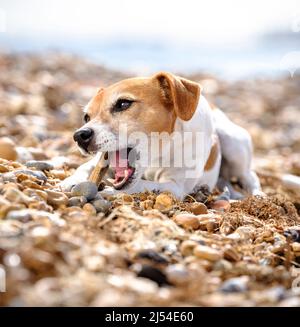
60;72;263;199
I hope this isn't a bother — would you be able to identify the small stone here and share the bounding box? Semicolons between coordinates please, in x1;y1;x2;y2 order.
166;264;190;285
194;245;222;261
0;221;23;238
68;196;87;207
83;203;97;215
223;246;241;262
121;194;133;203
50;169;67;180
0;164;9;173
220;276;249;293
154;193;173;211
292;242;300;252
188;202;208;215
6;210;33;222
26;160;54;171
83;255;105;272
211;199;231;211
284;229;300;242
180;240;199;256
137;250;169;264
92;199;111;213
2;172;17;183
71;181;98;201
0;137;17;161
14;170;47;182
173;213;200;230
213;259;233;272
135;264;170;286
45;190;68;208
29;226;51;239
4;188;33;205
140;199;154;210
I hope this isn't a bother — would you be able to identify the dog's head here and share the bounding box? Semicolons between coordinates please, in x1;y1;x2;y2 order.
74;72;200;189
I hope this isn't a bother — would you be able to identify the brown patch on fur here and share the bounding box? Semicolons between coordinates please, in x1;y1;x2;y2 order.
154;72;201;121
85;72;201;136
204;135;220;171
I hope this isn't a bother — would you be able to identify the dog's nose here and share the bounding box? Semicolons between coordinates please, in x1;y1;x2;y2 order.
73;128;94;151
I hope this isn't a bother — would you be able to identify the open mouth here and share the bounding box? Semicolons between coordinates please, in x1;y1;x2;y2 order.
107;147;136;189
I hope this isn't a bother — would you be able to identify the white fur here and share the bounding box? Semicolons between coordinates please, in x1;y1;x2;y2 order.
60;95;262;199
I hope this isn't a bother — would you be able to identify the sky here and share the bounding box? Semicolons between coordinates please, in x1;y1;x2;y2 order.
0;0;299;45
0;0;299;78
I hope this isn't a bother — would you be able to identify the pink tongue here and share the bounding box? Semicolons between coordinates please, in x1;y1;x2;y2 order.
111;150;134;182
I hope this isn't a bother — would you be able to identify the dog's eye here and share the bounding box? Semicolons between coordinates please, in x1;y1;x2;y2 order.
83;113;90;123
113;99;134;113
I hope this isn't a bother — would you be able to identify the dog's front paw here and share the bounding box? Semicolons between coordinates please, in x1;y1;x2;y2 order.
59;176;80;192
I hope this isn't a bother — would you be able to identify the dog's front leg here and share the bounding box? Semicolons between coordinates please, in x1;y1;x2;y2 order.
59;153;102;191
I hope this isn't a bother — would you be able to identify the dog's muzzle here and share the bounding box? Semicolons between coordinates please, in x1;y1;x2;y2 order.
73;128;94;152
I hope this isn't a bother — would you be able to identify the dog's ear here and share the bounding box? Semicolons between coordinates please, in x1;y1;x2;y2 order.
153;72;201;121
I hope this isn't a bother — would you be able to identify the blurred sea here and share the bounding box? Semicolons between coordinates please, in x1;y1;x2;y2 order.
1;31;300;80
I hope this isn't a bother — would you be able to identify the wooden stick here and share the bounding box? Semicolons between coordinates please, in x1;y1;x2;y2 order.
88;152;109;187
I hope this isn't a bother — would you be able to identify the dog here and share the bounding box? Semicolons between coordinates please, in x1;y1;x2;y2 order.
60;72;263;199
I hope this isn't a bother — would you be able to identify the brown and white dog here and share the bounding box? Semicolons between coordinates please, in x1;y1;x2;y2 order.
60;72;263;199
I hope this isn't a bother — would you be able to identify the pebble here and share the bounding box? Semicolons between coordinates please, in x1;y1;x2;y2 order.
83;203;97;215
135;264;170;286
92;199;111;214
71;181;98;201
68;196;87;207
14;170;47;182
0;164;9;173
45;190;68;207
5;209;65;226
140;199;154;210
284;229;300;242
137;250;169;264
50;169;67;180
2;172;17;183
4;187;33;204
173;213;200;230
26;160;54;171
180;240;199;256
83;255;105;272
223;246;241;262
220;276;249;293
0;137;18;161
292;242;300;253
154;193;173;211
166;264;190;285
193;245;222;262
0;221;23;238
188;202;208;215
211;199;231;211
213;259;233;272
29;226;51;239
6;209;33;222
15;146;34;163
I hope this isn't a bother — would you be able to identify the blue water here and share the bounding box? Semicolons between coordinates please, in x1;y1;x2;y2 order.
1;33;300;80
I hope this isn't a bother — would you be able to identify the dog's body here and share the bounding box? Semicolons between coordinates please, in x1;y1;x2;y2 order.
60;72;262;199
